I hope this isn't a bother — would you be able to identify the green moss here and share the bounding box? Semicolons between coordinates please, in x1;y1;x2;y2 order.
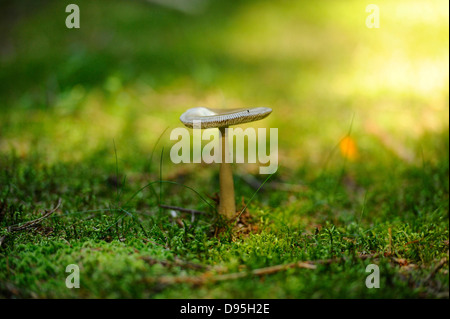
0;0;448;299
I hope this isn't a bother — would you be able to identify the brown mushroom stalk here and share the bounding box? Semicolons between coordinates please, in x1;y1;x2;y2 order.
219;126;236;218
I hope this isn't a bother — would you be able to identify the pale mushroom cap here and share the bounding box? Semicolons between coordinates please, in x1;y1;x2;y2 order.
180;107;272;129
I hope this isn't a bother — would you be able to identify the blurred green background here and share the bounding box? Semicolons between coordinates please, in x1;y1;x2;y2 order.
1;0;448;168
0;0;448;299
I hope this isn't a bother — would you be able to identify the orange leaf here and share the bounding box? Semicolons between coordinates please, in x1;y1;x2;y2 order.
339;136;359;161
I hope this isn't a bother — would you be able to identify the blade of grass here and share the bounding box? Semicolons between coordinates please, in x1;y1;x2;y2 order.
235;172;275;223
159;147;164;214
113;139;120;204
147;126;169;174
330;113;355;203
123;180;216;211
120;208;148;237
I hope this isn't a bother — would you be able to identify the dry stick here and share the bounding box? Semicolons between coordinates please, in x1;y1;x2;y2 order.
8;198;62;232
388;227;393;255
159;204;207;215
0;235;6;248
140;256;209;271
0;198;62;247
239;174;307;193
155;261;317;285
147;254;382;286
424;257;448;283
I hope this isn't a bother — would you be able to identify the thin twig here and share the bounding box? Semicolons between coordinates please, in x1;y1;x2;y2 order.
0;235;6;248
8;198;62;232
145;254;381;286
140;256;209;271
424;257;448;282
159;204;207;215
0;198;62;248
151;261;316;286
239;174;306;192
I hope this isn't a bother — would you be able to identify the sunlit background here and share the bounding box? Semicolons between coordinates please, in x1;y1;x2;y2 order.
0;0;449;300
1;0;448;174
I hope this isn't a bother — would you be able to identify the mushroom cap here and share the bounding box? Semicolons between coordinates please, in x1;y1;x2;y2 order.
180;107;272;129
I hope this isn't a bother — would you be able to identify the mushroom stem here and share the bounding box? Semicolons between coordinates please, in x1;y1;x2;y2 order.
219;126;236;219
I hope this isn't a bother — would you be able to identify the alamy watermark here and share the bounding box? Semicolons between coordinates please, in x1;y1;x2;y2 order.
66;4;80;29
65;264;80;288
366;4;380;28
170;121;278;174
365;264;380;288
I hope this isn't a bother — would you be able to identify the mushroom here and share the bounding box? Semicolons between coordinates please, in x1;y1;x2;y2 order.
179;106;272;219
